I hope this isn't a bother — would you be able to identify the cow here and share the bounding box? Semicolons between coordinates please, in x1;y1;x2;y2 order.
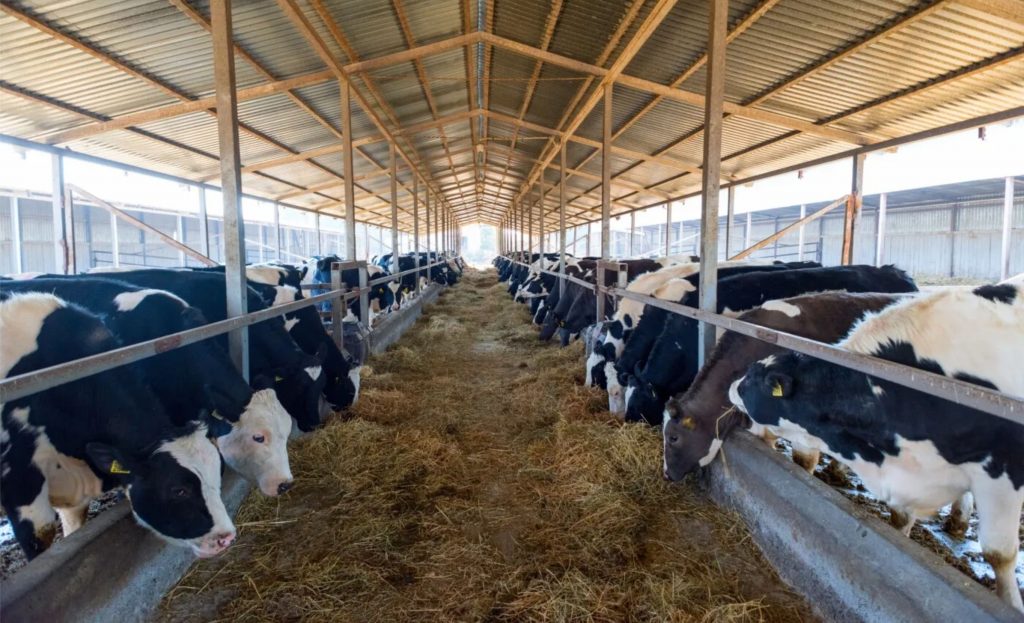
661;291;909;480
730;284;1024;611
1;292;236;559
1;278;294;497
76;270;329;432
312;256;395;323
624;265;919;425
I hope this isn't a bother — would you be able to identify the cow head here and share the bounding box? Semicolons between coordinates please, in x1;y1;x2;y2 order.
623;374;665;426
214;384;294;497
87;424;236;558
661;397;745;481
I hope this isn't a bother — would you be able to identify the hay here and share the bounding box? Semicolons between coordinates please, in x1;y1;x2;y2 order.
158;268;816;623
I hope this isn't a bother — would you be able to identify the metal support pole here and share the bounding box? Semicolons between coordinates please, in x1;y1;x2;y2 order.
1001;177;1014;281
745;211;752;249
198;186;210;257
596;264;606;326
63;187;76;274
273;201;282;260
528;190;534;258
389;143;399;271
178;214;188;265
559;140;567;296
315;212;322;255
629;210;635;257
797;203;806;261
725;186;735;257
413;177;421;286
586;222;592;257
434;197;440;257
358;261;369;327
665;201;672;256
342;82;357;261
875;194;887;267
601;84;612;259
212;0;248;378
425;191;432;265
698;0;727;367
842;153;866;265
50;154;68;274
330;261;344;348
539;179;545;258
10;197;22;273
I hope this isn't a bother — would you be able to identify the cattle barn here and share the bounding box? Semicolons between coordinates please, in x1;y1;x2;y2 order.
0;1;1023;621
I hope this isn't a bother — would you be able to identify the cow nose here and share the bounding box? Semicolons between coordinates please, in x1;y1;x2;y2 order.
216;532;236;548
662;470;671;481
278;481;293;495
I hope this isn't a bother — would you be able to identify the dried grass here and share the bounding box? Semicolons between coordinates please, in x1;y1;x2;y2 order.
158;268;815;623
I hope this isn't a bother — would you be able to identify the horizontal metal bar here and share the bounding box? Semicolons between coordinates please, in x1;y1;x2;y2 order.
509;259;596;291
0;287;351;403
608;287;1024;425
367;260;447;287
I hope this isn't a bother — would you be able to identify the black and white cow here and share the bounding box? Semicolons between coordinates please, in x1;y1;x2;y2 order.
2;278;294;497
78;270;328;432
661;291;908;480
0;292;236;559
624;265;919;425
731;284;1024;611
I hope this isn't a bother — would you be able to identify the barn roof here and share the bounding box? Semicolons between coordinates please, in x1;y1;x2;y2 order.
2;0;1022;231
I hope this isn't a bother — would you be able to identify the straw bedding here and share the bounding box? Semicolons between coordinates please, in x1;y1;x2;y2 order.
158;269;816;622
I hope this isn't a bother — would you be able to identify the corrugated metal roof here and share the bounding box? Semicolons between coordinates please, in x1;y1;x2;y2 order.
1;0;1022;226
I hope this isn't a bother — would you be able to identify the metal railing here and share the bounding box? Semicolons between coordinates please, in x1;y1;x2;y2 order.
500;255;1024;425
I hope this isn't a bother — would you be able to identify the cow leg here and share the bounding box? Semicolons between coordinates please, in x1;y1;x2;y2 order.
56;499;91;536
943;492;974;538
974;480;1024;611
889;506;915;537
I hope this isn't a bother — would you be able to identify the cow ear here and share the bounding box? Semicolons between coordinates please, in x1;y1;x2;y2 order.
299;266;308;280
85;442;133;479
764;372;792;398
251;373;275;392
201;409;234;438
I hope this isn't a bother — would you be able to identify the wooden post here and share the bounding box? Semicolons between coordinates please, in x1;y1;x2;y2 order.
342;82;357;261
697;0;727;366
1001;177;1014;281
559;140;567;296
875;193;887;267
50;154;69;274
389;143;399;271
842;153;866;265
601;84;612;259
212;0;248;377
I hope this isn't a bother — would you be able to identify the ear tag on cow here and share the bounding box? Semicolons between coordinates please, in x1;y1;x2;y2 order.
211;410;225;421
275;375;284;383
109;460;131;475
771;381;784;397
682;417;696;430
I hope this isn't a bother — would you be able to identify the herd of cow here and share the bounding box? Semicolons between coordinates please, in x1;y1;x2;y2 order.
0;252;464;565
496;252;1024;610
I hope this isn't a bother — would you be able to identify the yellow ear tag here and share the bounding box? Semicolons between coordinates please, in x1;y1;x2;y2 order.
110;460;131;475
211;410;225;421
682;416;696;430
771;381;784;397
274;376;284;382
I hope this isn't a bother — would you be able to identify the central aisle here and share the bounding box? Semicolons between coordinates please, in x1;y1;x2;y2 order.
160;269;816;622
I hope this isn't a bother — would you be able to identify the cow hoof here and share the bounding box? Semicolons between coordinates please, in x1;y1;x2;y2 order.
942;512;969;538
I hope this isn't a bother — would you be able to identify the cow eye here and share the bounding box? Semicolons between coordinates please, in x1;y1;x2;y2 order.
171;485;191;499
252;434;266;443
669;435;679;444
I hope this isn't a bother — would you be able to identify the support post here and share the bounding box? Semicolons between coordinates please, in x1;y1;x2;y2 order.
629;210;635;257
425;191;432;268
601;84;612;259
559;140;567;297
586;222;592;257
390;143;399;271
665;201;672;256
875;194;887;267
178;214;188;265
528;190;534;258
745;211;752;249
539;179;545;258
212;0;248;378
50;154;69;274
331;261;344;348
1001;177;1014;281
842;153;866;265
413;177;421;287
725;186;735;257
315;212;322;255
273;201;282;260
342;83;357;261
596;265;606;327
10;197;22;273
698;0;727;367
198;186;210;257
798;203;806;261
